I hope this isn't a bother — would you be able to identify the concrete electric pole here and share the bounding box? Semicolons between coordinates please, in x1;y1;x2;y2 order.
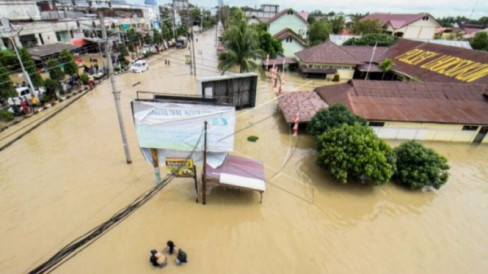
98;10;132;164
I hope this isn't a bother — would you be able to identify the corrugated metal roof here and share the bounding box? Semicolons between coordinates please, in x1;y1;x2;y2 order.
295;40;361;64
315;80;488;124
362;13;437;29
273;28;308;46
277;91;328;123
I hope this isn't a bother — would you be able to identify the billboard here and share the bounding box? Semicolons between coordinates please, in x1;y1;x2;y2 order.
165;158;195;177
133;101;236;152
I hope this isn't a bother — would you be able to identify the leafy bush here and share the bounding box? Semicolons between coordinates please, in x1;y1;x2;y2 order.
144;51;153;58
44;78;60;91
0;109;14;122
80;74;89;85
307;104;367;136
394;141;450;190
343;33;397;47
247;135;259;142
316;123;395;185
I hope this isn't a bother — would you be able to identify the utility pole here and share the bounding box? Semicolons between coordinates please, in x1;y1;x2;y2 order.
1;18;37;98
187;7;196;76
99;10;132;164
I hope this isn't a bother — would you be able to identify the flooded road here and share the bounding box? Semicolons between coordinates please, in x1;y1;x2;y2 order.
1;29;488;274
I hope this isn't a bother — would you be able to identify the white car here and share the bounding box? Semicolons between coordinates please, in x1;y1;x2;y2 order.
8;86;46;105
130;60;149;73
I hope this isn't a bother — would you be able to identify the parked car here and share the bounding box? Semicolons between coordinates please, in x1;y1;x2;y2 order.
130;60;149;73
175;36;188;49
7;86;46;106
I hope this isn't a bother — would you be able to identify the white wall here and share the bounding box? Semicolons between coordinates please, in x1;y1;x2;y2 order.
268;12;308;38
397;16;439;39
0;1;41;21
281;39;305;57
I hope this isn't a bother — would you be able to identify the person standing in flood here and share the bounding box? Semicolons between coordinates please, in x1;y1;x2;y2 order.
149;249;167;268
20;98;29;115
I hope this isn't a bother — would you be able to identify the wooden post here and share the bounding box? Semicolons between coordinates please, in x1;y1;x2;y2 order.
151;148;162;184
202;121;208;205
193;165;198;203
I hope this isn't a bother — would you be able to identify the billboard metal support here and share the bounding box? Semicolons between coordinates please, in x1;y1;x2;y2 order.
151;148;162;184
202;121;208;205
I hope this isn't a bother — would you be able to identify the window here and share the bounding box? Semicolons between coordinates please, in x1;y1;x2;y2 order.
462;125;478;131
369;122;385;127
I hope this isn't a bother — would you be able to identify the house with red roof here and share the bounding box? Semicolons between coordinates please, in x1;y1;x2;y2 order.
362;13;441;39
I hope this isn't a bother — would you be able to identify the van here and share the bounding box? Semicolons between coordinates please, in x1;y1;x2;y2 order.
130;59;149;73
8;86;46;106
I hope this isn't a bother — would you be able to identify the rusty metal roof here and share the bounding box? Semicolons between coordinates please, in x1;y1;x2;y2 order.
386;39;488;85
273;28;308;47
315;80;488;125
295;40;361;64
277;91;328;123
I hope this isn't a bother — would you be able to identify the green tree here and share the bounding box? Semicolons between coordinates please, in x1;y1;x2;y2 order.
59;49;78;76
258;31;283;59
316;123;395;185
218;8;263;74
46;58;65;82
20;48;43;87
175;24;188;37
307;104;367;136
309;19;332;46
351;19;384;35
330;15;345;34
0;49;18;69
0;62;15;103
307;10;323;25
119;43;129;57
189;7;202;26
153;29;163;44
394;141;450;190
143;33;153;45
379;58;395;80
470;32;488;51
162;20;174;40
343;33;397;46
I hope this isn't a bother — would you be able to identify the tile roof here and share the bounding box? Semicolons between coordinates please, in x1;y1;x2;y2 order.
265;8;309;26
342;46;389;63
277;91;328;123
362;13;433;29
273;28;308;46
386;39;488;85
315;80;488;124
295;40;361;64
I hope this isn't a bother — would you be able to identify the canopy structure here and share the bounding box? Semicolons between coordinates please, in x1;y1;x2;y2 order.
203;155;266;203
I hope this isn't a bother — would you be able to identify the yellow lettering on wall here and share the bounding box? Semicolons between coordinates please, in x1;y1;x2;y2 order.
456;66;488;82
397;49;439;65
437;59;473;74
408;51;439;65
445;63;485;77
420;55;453;69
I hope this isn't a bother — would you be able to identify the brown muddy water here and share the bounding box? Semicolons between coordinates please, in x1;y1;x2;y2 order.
1;30;487;274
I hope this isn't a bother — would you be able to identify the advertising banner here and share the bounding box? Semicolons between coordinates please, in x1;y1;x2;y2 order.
133;101;235;152
165;158;194;177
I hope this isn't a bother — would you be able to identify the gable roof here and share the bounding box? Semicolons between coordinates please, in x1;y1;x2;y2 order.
362;13;439;29
273;28;308;47
315;80;488;124
295;40;361;64
265;8;309;26
342;46;389;63
386;39;488;85
277;91;328;123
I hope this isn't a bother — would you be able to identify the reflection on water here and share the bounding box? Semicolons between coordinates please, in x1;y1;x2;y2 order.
0;29;487;274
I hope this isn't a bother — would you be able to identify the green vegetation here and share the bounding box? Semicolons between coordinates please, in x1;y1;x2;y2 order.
343;33;397;46
218;8;263;74
0;109;14;122
247;135;259;142
20;48;43;87
60;49;78;76
316;123;395;185
254;23;283;59
351;19;384;35
0;62;15;103
308;19;332;46
379;58;395;80
46;58;65;82
470;32;488;51
394;141;450;190
307;104;367;136
80;73;89;85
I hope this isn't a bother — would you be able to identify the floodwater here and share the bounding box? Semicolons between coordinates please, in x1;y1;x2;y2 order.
1;29;488;274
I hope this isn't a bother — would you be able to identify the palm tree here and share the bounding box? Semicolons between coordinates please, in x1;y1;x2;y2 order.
379;58;395;80
218;9;263;74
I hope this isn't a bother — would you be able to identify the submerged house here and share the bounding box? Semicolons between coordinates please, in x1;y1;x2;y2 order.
361;13;441;39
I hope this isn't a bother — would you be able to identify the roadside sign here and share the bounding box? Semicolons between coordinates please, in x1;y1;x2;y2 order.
165;158;195;177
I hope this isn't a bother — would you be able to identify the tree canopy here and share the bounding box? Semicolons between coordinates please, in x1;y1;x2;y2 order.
46;58;65;82
309;19;332;46
307;104;367;136
379;58;395;80
20;48;43;87
343;33;397;46
351;19;384;35
0;62;15;102
316;123;396;185
218;8;263;74
470;32;488;51
394;141;450;190
60;49;78;76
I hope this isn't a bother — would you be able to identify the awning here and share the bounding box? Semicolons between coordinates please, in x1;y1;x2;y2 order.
204;155;266;194
71;38;89;46
358;63;382;72
27;43;81;60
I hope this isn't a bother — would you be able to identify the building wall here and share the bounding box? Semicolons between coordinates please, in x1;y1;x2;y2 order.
281;38;305;57
268;12;307;38
395;17;439;39
0;1;41;21
370;121;488;143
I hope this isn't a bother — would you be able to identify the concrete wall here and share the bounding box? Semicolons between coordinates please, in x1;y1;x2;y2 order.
281;38;305;57
370;121;488;143
268;12;308;38
394;16;439;39
0;0;41;21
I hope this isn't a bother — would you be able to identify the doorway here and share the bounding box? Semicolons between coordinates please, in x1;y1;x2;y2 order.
473;126;488;143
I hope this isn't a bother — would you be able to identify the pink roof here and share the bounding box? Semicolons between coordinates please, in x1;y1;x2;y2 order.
298;11;309;21
277;91;328;123
362;13;437;29
205;155;265;181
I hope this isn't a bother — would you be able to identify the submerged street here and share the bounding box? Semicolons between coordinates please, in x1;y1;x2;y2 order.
1;29;488;274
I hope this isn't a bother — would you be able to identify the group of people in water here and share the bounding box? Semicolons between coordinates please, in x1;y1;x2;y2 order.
150;240;188;268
